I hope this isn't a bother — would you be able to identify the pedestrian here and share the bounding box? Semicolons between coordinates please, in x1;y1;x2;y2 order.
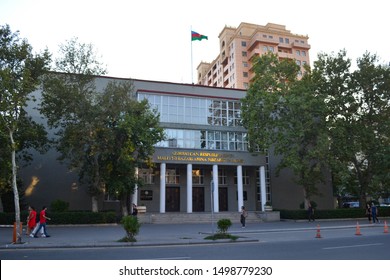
30;209;44;237
365;203;372;223
371;203;379;223
33;206;51;238
26;206;37;235
308;203;315;222
132;204;138;216
240;206;247;228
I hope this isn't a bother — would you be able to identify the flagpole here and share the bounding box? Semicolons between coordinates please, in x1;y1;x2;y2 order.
190;26;193;84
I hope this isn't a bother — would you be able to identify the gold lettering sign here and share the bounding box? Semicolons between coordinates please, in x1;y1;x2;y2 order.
157;151;244;164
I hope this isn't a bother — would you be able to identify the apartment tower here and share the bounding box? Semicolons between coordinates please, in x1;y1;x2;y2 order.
197;22;311;89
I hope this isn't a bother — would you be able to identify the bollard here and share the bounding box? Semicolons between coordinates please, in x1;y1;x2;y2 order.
13;222;23;243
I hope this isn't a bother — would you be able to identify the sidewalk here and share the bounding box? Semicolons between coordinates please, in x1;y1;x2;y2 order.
0;219;385;250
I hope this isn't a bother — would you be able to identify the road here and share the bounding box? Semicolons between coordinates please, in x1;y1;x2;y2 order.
2;226;389;260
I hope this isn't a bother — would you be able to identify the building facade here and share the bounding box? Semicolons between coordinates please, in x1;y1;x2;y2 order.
21;77;334;213
197;22;311;89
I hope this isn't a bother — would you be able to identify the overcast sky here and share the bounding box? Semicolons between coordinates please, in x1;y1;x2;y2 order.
1;0;389;84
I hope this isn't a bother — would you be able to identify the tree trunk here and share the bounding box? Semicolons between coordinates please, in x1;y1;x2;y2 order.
0;195;4;213
91;196;98;212
121;194;129;217
10;131;22;243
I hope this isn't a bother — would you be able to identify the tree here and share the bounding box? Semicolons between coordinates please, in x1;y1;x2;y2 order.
40;38;107;212
40;38;164;214
241;53;330;207
313;50;390;206
0;24;50;242
99;82;164;215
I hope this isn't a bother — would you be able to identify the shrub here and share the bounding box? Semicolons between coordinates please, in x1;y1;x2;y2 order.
217;218;232;234
50;199;69;212
121;215;141;242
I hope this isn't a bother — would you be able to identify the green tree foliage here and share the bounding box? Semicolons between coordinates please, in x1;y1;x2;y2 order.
242;53;330;205
98;82;164;215
40;38;164;214
40;38;107;212
0;24;50;241
312;50;390;205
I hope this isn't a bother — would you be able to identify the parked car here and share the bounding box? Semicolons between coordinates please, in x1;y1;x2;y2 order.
343;201;360;208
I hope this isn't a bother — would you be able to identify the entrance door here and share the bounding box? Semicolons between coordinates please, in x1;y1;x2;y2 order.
192;187;205;212
166;187;180;212
219;187;228;211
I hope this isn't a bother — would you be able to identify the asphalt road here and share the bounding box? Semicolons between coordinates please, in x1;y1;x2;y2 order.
2;225;389;260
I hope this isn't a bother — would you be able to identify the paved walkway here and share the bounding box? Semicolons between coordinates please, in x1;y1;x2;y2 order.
0;219;387;250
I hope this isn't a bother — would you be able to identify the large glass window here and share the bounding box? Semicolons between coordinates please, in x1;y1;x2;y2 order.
157;129;248;151
138;93;242;127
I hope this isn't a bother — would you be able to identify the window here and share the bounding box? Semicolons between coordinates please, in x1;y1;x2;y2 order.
166;168;179;184
243;61;248;67
279;37;284;43
139;168;155;184
296;50;301;56
243;72;248;77
218;169;227;185
296;60;301;66
285;38;289;44
242;51;247;57
302;50;306;56
243;82;249;89
269;46;274;52
234;168;250;185
156;129;248;151
192;169;204;185
241;41;247;47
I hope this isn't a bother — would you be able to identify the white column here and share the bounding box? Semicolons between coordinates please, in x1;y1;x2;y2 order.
132;167;139;206
187;164;193;213
160;163;166;213
212;164;219;213
237;165;244;212
260;166;266;212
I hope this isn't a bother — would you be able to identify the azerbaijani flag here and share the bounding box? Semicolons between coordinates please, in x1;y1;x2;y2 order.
191;31;208;41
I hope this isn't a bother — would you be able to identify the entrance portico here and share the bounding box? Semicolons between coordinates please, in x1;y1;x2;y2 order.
143;149;268;214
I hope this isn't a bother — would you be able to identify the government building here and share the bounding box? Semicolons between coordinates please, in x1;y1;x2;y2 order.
20;22;333;220
22;78;334;218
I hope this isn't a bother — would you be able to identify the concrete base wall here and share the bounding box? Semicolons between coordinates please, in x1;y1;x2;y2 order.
137;211;280;224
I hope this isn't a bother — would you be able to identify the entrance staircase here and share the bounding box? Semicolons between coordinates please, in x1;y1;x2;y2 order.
137;211;279;224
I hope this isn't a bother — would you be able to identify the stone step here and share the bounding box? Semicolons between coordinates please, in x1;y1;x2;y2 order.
137;211;279;224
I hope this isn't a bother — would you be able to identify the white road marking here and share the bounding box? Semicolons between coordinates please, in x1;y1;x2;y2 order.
323;243;383;250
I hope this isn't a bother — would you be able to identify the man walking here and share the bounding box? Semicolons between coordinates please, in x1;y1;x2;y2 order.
33;206;51;238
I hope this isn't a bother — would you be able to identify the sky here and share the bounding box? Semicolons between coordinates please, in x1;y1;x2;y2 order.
1;0;389;84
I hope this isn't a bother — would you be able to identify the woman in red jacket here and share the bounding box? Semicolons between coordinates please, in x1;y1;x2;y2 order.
26;206;37;235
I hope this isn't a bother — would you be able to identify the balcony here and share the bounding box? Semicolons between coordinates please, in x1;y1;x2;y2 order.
292;41;311;49
277;52;295;59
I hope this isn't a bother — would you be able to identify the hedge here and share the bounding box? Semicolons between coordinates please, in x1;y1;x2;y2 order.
278;207;390;220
